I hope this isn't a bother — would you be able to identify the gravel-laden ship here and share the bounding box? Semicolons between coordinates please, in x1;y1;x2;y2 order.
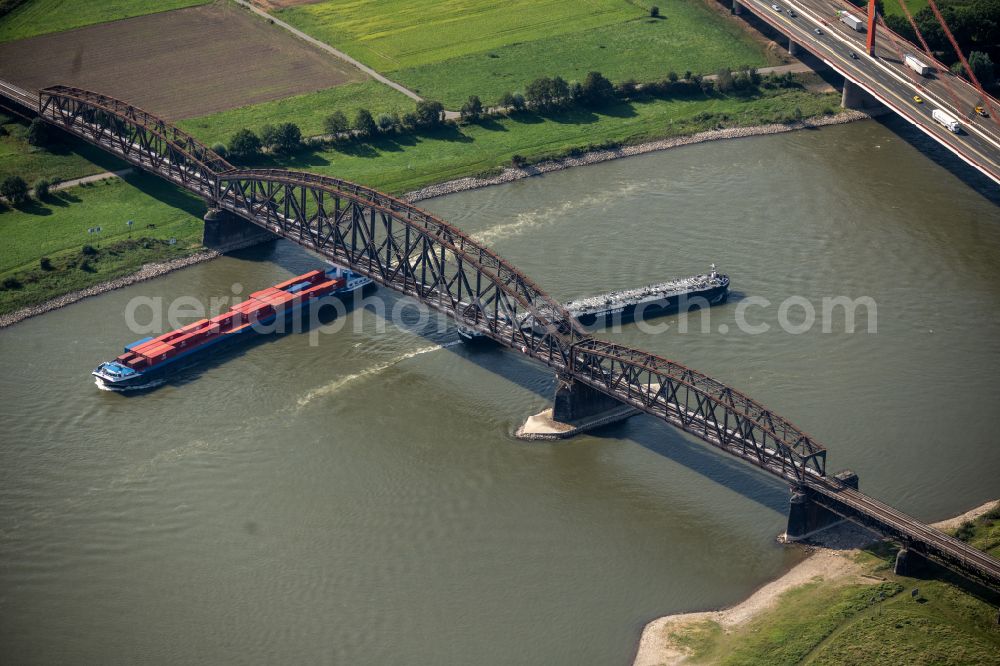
93;266;373;390
458;265;729;341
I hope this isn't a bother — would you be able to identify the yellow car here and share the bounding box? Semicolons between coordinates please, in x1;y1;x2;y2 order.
913;95;923;104
975;106;989;117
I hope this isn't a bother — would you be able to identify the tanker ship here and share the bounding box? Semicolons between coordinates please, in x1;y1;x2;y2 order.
458;265;728;341
93;266;373;390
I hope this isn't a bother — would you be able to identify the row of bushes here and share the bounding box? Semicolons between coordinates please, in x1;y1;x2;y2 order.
220;65;797;163
222;100;448;160
1;174;51;204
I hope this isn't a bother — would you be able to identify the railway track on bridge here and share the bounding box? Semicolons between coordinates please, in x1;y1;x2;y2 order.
3;81;997;592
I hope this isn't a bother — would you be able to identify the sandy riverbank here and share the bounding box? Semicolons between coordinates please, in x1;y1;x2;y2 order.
631;499;999;666
1;110;878;328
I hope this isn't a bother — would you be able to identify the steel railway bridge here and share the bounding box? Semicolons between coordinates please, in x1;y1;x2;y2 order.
3;83;998;592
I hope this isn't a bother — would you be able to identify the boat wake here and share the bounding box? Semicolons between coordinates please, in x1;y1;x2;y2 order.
94;377;166;392
472;183;640;245
296;341;460;409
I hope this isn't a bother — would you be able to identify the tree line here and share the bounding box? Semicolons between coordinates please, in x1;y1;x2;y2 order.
204;65;791;164
224;100;446;160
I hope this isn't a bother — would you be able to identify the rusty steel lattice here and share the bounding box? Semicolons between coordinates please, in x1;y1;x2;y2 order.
215;169;583;366
569;339;827;481
38;86;231;197
34;85;827;482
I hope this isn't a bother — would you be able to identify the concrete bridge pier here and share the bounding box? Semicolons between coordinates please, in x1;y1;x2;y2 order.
788;39;799;57
732;0;742;15
784;470;860;541
516;375;640;440
203;208;277;252
841;79;882;111
893;541;933;578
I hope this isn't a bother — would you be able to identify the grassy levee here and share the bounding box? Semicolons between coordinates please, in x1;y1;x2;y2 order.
276;0;782;108
176;81;415;147
663;507;1000;665
0;0;211;42
231;85;841;195
0;174;203;315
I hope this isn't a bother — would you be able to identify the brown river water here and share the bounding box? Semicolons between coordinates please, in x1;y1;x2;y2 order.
1;118;998;664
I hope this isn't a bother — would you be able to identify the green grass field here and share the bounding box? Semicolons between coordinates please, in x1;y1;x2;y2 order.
277;0;779;107
666;509;1000;665
0;174;204;314
277;0;640;72
229;85;840;195
0;0;210;42
177;81;415;147
0;115;128;185
882;0;929;18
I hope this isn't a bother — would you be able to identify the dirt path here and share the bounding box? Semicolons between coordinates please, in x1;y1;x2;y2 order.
234;0;423;104
52;168;134;192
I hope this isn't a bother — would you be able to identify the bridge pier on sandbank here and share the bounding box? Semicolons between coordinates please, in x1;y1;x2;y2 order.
783;470;860;541
202;208;278;252
516;375;640;440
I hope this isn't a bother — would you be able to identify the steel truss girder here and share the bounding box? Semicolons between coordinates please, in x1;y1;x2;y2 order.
33;85;829;486
568;338;827;482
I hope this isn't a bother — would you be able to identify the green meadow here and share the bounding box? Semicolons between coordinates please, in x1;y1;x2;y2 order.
0;174;203;314
277;0;781;107
1;114;128;185
177;81;414;147
244;86;840;195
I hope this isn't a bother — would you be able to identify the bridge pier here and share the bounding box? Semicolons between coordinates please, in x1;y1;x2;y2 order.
202;208;277;253
840;80;881;111
784;470;859;541
516;375;639;440
732;0;742;15
788;39;799;57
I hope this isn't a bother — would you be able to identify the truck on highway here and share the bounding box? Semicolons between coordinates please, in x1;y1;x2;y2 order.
840;12;865;31
932;108;961;133
904;54;932;76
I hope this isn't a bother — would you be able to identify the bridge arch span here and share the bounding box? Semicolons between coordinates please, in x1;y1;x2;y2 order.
214;168;583;364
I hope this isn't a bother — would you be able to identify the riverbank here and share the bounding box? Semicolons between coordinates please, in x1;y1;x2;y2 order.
632;499;1000;666
0;249;218;328
402;109;878;203
1;110;876;328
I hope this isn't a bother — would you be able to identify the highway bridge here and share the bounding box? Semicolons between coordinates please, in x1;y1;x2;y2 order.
732;0;1000;184
1;82;998;592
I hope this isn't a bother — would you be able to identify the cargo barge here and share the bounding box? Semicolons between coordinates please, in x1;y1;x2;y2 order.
458;265;729;341
93;266;373;390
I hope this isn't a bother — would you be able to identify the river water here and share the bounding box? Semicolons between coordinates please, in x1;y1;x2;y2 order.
1;118;998;665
